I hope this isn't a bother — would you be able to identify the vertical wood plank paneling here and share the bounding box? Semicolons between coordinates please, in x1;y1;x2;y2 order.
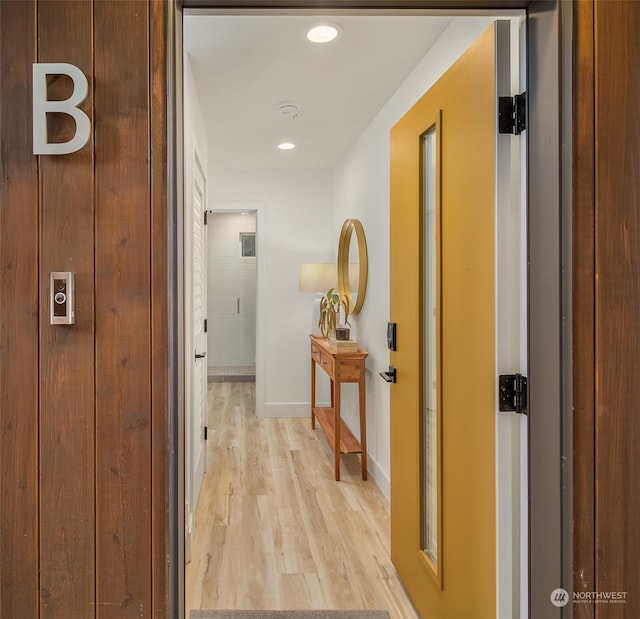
150;1;170;616
595;1;640;616
572;1;595;617
94;1;152;616
0;1;40;617
37;2;96;617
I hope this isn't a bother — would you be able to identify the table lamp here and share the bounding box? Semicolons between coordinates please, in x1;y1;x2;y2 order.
299;263;337;336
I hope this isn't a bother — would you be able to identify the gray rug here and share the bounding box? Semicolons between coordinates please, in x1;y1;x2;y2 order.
190;612;390;619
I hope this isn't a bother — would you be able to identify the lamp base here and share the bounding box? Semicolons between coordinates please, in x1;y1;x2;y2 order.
311;295;322;336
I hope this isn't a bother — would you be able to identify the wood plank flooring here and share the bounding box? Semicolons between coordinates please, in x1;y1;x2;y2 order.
186;382;420;619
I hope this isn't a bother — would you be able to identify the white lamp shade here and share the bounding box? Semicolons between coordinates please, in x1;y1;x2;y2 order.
299;263;337;293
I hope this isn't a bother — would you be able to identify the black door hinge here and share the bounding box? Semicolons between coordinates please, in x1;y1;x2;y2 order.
498;92;527;135
204;426;208;441
499;373;528;415
204;211;208;225
204;318;208;333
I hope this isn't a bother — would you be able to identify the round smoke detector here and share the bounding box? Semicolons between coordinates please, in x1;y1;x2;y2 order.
279;103;300;120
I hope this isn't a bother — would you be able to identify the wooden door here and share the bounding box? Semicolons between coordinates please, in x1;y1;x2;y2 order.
0;2;170;617
390;23;516;619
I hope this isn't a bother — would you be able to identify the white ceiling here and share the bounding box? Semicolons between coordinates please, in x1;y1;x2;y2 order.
183;14;453;171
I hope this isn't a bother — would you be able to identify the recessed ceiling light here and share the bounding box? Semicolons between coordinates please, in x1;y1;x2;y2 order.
278;142;296;150
306;23;342;44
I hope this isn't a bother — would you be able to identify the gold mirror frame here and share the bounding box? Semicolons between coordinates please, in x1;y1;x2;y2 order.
337;218;368;315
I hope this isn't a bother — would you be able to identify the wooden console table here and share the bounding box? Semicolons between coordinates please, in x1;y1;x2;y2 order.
310;335;368;481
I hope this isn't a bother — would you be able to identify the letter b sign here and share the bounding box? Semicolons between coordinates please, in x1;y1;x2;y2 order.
33;63;90;155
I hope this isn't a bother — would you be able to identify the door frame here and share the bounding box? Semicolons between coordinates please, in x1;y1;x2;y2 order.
165;2;572;618
527;2;574;617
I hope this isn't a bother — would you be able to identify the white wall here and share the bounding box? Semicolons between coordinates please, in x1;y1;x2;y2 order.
207;212;257;375
208;169;335;416
331;17;494;498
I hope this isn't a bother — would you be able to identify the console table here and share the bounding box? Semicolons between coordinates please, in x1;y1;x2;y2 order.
309;335;368;481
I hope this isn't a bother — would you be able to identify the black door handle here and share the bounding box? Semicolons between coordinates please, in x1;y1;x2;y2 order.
195;352;206;359
379;366;397;383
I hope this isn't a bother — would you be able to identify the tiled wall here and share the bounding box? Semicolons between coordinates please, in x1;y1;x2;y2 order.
207;212;257;377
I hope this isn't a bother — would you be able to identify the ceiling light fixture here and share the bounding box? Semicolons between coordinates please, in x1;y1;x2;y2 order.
278;142;296;150
306;23;342;44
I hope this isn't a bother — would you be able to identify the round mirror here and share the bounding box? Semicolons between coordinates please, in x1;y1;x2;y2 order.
337;218;368;315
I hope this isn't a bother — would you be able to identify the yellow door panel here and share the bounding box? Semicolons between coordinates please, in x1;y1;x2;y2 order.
390;23;500;619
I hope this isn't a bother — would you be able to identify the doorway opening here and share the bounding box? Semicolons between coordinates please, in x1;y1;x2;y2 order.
207;210;258;383
180;9;528;619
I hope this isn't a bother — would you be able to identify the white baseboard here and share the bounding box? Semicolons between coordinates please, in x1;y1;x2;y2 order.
367;453;390;502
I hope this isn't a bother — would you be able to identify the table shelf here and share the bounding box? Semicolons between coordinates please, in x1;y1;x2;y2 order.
312;407;362;454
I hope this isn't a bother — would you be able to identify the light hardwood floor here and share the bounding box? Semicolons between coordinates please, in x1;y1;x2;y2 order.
186;381;420;619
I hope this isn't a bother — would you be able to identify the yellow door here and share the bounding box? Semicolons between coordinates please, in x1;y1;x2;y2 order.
390;23;507;619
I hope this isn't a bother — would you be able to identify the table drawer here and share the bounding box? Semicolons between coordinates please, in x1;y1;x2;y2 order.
336;359;362;381
319;349;334;377
311;343;322;364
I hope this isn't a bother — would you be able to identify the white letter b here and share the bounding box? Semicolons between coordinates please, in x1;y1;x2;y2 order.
33;63;90;155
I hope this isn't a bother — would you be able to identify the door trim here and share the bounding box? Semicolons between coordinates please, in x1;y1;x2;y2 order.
527;1;573;616
168;3;182;617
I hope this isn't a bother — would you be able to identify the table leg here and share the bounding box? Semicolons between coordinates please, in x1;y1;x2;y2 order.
311;357;316;429
334;379;341;481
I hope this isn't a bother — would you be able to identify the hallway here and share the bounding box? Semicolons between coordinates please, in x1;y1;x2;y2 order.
186;382;420;618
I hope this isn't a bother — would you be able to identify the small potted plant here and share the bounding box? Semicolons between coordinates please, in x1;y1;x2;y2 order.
318;288;350;339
